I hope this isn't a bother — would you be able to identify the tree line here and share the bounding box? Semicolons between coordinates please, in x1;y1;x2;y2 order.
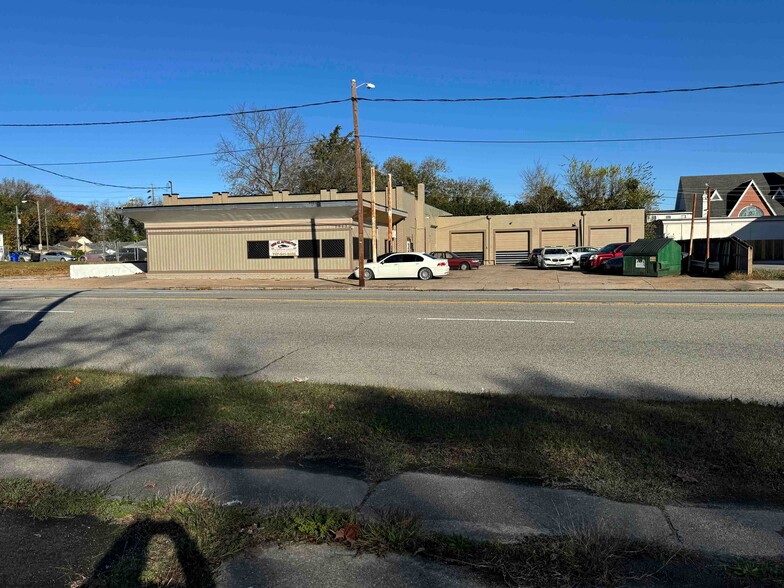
216;108;662;216
0;178;144;251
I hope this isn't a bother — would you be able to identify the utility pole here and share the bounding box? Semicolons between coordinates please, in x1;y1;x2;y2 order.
44;208;50;249
387;174;393;252
370;166;377;262
14;205;22;251
148;184;156;206
35;200;43;251
704;184;712;273
351;79;366;287
687;193;697;272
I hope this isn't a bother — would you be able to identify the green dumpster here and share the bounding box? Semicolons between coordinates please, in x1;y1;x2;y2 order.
623;238;682;277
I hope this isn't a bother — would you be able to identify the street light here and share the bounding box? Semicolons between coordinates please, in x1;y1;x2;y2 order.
351;79;375;287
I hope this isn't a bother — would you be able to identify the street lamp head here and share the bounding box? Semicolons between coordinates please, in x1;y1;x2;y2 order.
365;83;375;89
21;199;28;204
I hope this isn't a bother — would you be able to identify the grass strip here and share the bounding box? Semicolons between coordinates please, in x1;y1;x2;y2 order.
0;367;782;506
726;269;784;280
0;261;71;277
4;478;781;588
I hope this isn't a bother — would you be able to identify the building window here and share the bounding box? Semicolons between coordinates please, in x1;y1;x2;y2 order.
738;205;764;217
322;239;346;258
298;239;319;258
247;241;269;259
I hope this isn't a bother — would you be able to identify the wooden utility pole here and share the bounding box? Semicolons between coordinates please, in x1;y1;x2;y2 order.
351;79;366;287
387;174;393;252
44;208;49;249
35;201;43;251
370;166;377;262
687;192;697;272
704;185;712;273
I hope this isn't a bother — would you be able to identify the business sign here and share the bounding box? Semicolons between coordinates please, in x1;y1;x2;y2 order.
270;240;298;257
635;258;645;269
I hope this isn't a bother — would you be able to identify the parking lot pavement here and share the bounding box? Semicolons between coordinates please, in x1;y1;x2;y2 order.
0;264;767;291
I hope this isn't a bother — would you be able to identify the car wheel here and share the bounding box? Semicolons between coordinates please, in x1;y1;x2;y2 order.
459;262;470;271
363;268;375;281
418;267;433;281
79;256;86;262
40;258;47;262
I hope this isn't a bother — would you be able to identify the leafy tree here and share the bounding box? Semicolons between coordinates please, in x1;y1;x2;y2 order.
215;106;308;194
430;177;510;215
563;158;661;211
298;126;375;193
105;210;144;242
381;156;448;194
516;162;572;213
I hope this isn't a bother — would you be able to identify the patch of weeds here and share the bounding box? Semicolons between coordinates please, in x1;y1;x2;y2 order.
362;509;421;552
725;558;784;585
726;269;784;280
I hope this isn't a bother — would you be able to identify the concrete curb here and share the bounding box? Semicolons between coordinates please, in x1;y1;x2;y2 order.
1;452;782;559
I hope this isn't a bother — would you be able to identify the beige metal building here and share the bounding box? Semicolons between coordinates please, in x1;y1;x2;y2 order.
121;185;644;277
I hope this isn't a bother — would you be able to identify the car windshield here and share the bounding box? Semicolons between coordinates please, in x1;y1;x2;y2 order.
598;244;618;253
545;248;568;255
422;253;436;259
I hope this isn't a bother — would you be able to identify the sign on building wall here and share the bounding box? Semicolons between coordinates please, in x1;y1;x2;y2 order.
269;240;299;257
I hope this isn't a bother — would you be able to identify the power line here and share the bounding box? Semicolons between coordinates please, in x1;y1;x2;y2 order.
0;139;317;167
0;99;351;128
1;128;782;170
0;152;164;190
361;80;784;103
364;129;784;145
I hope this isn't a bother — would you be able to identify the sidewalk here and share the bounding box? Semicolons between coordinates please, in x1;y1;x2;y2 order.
0;265;775;291
1;450;782;560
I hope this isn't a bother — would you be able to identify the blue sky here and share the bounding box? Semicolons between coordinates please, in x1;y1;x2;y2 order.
1;0;782;209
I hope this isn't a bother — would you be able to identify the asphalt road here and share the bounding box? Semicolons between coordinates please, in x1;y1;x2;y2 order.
0;288;782;402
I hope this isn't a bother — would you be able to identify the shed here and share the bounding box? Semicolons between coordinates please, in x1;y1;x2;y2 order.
623;238;682;277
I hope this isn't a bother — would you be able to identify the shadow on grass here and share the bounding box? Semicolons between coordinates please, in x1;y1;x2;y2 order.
83;520;215;588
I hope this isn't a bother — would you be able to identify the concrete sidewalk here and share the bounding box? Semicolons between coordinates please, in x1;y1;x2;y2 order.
1;451;782;559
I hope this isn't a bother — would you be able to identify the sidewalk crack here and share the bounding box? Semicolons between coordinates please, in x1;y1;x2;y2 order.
659;506;683;544
105;460;150;488
356;480;380;511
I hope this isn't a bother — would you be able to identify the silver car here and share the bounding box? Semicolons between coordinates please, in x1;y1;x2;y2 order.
538;247;573;269
39;251;77;262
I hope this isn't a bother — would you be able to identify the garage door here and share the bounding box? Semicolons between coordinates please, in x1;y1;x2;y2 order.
541;229;577;248
495;231;530;264
451;232;484;263
590;227;629;248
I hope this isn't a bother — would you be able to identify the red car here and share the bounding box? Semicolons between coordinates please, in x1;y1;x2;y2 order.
582;242;633;270
429;251;481;270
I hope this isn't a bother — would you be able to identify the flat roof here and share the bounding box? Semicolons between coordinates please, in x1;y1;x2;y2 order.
120;200;407;224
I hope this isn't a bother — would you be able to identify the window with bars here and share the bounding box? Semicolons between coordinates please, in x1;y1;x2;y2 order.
247;241;270;259
322;239;346;258
298;239;319;258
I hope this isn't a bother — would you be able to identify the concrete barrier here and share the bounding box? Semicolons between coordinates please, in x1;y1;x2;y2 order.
70;263;147;279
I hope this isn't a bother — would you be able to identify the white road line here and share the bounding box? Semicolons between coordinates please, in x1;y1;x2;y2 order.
418;317;575;324
0;309;74;314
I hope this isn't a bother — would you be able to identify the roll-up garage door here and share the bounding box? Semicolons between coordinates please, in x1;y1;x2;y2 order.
541;229;577;248
495;231;530;264
590;227;629;248
451;232;484;263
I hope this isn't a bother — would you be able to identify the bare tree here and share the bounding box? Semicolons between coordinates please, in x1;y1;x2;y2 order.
517;161;571;213
215;106;308;194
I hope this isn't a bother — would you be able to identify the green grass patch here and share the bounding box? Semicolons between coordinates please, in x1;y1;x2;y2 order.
726;269;784;280
0;261;71;278
0;367;782;506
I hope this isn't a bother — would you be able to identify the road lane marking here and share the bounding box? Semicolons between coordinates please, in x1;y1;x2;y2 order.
418;317;575;324
70;296;783;308
0;309;74;314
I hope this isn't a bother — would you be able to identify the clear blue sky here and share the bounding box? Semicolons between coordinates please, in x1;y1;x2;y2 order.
1;0;782;209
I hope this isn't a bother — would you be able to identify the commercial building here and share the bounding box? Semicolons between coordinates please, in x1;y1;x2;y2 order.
120;185;644;278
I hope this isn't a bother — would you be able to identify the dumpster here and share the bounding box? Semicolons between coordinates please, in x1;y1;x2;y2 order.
623;238;682;277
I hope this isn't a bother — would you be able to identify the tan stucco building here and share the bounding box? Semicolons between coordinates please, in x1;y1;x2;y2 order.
121;185;644;277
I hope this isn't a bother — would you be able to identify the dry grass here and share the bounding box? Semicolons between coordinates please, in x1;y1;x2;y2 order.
725;269;784;280
0;261;71;278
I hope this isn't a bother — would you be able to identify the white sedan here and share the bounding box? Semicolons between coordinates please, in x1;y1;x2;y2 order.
354;252;449;281
538;247;573;269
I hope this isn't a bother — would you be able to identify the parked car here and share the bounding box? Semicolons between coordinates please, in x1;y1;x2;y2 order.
81;251;109;262
8;251;32;262
600;256;625;274
429;251;481;270
528;248;544;266
581;242;633;271
118;248;147;262
354;252;449;281
567;246;598;266
538;247;573;269
39;251;77;262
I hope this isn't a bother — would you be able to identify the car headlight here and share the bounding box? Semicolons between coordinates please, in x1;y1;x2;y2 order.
589;255;597;260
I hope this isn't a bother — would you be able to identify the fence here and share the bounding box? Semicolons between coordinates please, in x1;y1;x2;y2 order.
679;236;752;275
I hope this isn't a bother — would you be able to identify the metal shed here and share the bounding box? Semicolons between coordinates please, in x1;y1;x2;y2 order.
623;238;682;277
